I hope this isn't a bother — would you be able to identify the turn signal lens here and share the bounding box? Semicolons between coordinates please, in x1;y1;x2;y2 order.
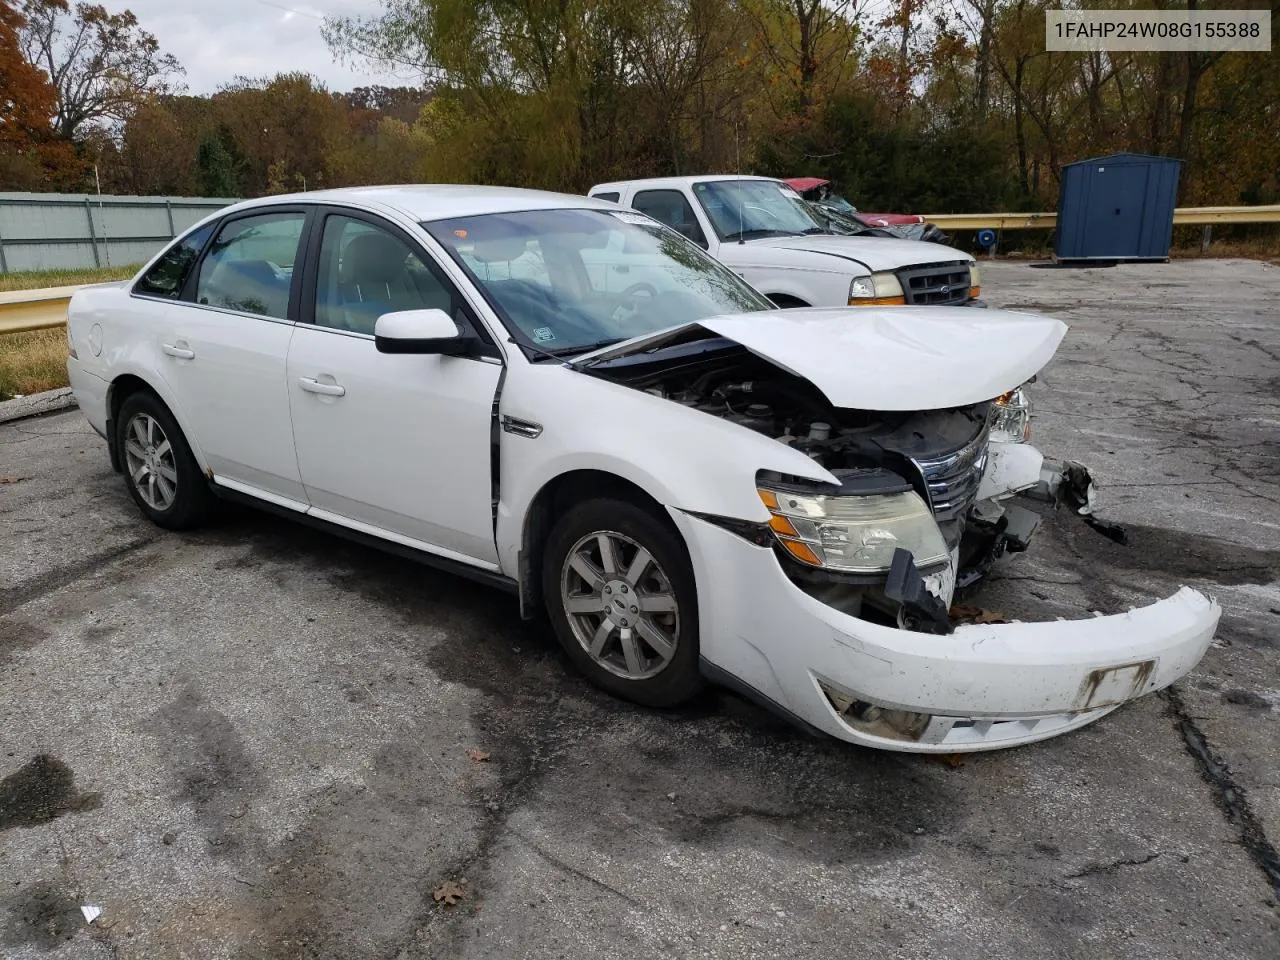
781;540;823;565
969;286;981;300
769;514;798;536
848;296;906;306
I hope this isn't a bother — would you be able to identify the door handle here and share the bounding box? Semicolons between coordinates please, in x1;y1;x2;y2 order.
297;377;346;397
162;342;195;360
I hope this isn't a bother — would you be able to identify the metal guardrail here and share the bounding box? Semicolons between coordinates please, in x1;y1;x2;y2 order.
0;285;90;335
922;205;1280;231
2;201;1277;335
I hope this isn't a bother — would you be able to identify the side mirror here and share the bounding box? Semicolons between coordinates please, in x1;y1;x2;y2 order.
374;308;476;356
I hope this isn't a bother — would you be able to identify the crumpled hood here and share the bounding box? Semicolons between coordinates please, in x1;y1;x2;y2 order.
577;306;1067;412
749;234;973;271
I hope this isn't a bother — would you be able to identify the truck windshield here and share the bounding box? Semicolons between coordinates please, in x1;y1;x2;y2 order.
693;179;827;241
423;208;772;357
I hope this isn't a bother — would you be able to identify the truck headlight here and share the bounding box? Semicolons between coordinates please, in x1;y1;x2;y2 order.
969;263;981;299
990;385;1031;443
848;272;905;306
757;486;948;573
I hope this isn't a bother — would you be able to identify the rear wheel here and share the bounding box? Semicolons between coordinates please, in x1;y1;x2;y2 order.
116;392;213;530
542;498;703;707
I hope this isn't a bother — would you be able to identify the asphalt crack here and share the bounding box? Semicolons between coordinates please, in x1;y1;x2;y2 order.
1065;852;1161;879
1162;685;1280;898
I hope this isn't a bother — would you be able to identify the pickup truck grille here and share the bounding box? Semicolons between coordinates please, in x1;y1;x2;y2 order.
911;427;990;521
896;262;972;306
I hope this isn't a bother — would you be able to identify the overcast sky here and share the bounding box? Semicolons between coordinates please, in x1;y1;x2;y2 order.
123;0;412;95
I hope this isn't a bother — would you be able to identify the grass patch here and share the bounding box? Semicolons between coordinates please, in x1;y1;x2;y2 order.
0;329;70;400
0;265;137;292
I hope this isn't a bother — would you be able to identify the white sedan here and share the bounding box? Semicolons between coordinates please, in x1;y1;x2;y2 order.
65;185;1220;752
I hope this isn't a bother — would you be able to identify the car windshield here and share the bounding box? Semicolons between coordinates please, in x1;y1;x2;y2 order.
824;193;858;214
692;179;826;241
423;208;772;357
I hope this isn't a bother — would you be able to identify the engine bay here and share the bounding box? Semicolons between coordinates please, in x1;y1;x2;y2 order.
593;341;991;481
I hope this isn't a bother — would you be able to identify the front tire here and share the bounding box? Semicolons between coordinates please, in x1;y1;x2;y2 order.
116;392;213;530
542;498;703;708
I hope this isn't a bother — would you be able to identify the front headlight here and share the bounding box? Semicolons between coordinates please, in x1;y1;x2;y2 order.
989;385;1032;442
968;263;981;299
848;272;905;306
757;485;948;573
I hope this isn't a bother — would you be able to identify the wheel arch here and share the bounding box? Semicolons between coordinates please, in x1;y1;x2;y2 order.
517;468;678;619
106;371;207;476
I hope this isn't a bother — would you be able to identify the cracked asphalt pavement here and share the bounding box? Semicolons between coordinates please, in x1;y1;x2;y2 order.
2;258;1280;959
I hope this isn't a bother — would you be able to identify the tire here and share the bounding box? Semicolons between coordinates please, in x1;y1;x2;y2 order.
542;497;703;708
116;391;214;530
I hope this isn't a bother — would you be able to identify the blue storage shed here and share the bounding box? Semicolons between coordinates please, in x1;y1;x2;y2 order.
1055;153;1182;261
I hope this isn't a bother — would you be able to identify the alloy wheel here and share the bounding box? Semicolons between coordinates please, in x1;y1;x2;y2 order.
123;412;178;511
560;530;680;680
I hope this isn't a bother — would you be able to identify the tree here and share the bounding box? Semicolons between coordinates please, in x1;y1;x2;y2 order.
0;0;85;188
196;129;238;197
1;1;55;147
18;0;183;141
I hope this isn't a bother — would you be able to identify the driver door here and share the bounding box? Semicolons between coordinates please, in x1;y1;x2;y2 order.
286;210;503;566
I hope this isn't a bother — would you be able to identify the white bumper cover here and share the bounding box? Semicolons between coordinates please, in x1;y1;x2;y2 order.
673;512;1220;753
66;359;109;437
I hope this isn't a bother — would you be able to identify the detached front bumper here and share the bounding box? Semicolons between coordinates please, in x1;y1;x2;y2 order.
672;511;1219;753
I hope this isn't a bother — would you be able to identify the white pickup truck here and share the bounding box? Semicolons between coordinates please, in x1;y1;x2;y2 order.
588;175;983;309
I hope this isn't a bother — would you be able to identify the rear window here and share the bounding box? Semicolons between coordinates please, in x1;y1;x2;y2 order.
133;223;215;299
591;192;620;203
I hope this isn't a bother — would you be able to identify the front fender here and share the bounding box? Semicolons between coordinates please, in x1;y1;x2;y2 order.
493;361;837;573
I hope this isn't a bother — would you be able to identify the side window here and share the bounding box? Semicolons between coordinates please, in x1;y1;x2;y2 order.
314;214;480;340
133;223;215;299
591;191;620;203
632;190;708;248
194;212;305;319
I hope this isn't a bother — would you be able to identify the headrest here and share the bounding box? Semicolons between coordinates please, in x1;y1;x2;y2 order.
340;232;407;285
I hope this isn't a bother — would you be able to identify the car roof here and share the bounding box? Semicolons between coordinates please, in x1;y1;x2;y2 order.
589;175;781;193
223;184;615;222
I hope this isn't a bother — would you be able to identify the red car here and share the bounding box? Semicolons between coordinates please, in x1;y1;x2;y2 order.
784;177;925;227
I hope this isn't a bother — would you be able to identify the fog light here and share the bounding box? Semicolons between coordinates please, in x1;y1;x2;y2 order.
818;679;935;742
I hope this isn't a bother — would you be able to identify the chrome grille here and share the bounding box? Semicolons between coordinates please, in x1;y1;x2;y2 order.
911;428;989;521
896;261;971;306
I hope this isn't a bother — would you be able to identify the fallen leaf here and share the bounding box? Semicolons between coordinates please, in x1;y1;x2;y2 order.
930;753;968;768
433;881;468;906
466;748;490;763
948;603;1009;625
0;476;21;484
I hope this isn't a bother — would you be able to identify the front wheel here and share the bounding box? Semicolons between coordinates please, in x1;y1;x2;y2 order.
542;498;703;708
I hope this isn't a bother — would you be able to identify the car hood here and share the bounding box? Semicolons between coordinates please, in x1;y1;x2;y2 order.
576;306;1067;412
749;234;971;271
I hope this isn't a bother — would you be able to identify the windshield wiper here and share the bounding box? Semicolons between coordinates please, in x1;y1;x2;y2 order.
528;337;625;362
720;227;797;242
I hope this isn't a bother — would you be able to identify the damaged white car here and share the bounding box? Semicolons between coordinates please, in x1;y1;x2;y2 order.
65;186;1220;753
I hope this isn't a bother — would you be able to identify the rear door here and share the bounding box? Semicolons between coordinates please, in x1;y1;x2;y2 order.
156;206;310;504
285;208;503;566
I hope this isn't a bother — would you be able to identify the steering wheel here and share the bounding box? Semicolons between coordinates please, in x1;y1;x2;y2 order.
743;203;782;226
619;282;658;303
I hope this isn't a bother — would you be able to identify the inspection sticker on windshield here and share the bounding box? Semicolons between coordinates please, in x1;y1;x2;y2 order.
532;327;556;343
610;210;658;226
